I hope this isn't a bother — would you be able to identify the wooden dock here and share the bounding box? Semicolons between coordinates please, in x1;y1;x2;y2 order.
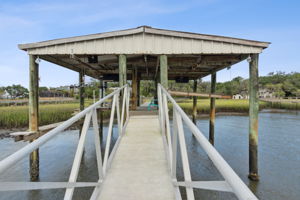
98;115;175;200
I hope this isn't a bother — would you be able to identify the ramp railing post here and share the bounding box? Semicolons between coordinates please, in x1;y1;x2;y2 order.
116;91;121;136
162;92;173;165
126;86;130;119
157;85;165;134
92;109;104;180
171;108;178;179
174;110;195;200
120;86;127;133
64;111;93;200
103;94;117;174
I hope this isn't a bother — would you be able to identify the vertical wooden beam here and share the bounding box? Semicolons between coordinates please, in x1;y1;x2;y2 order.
119;54;127;119
209;73;216;145
192;79;198;124
119;54;127;87
29;55;39;181
154;78;158;105
248;54;259;181
137;73;141;106
79;71;85;111
132;67;138;110
160;55;168;88
79;71;85;137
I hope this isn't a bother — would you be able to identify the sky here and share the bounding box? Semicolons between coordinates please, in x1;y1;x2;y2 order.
0;0;299;88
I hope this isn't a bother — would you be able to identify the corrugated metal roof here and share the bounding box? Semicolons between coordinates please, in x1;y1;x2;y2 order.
18;26;270;50
17;26;270;80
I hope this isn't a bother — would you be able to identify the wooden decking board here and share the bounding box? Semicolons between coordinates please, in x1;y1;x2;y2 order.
98;115;175;200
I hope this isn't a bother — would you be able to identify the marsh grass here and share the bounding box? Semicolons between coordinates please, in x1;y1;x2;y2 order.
0;98;113;129
169;99;269;114
265;101;300;110
0;103;79;129
1;98;297;129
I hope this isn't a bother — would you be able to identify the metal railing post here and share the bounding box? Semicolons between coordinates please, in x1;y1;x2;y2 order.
92;109;104;180
116;91;121;136
103;94;117;174
162;92;173;166
126;87;130;119
120;86;127;132
174;110;195;200
171;109;178;178
64;111;93;200
157;85;164;133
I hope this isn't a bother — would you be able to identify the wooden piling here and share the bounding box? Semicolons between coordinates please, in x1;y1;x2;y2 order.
79;71;85;111
209;73;216;145
119;55;127;87
119;54;127;119
79;71;85;136
248;54;259;181
29;55;39;181
132;67;138;110
137;74;141;106
160;55;168;88
154;78;158;105
192;79;197;124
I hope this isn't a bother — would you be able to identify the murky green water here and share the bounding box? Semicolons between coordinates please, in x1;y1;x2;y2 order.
0;111;299;200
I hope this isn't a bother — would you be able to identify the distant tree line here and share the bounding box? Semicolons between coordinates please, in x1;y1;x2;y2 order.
140;72;300;98
1;72;299;99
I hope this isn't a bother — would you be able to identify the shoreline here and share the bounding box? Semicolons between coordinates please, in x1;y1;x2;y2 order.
1;108;297;139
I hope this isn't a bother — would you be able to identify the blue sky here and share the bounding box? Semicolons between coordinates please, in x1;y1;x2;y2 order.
0;0;299;87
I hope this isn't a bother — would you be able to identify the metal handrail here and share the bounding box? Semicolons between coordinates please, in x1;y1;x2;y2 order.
157;84;258;200
0;84;131;200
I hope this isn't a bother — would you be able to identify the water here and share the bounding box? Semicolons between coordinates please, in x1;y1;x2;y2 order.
0;126;119;200
0;111;299;200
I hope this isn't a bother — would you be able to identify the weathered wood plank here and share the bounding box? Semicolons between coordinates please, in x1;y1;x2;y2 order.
10;122;64;142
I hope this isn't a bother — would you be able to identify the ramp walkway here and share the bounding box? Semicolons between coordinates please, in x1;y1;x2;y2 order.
98;115;175;200
0;84;259;200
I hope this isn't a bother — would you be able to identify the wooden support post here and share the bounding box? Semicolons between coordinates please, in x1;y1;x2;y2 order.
119;55;127;87
209;73;216;145
248;54;259;181
119;54;127;118
29;55;39;181
192;79;198;124
160;55;168;88
79;71;85;137
154;78;158;105
137;73;141;106
79;71;85;111
132;67;138;110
